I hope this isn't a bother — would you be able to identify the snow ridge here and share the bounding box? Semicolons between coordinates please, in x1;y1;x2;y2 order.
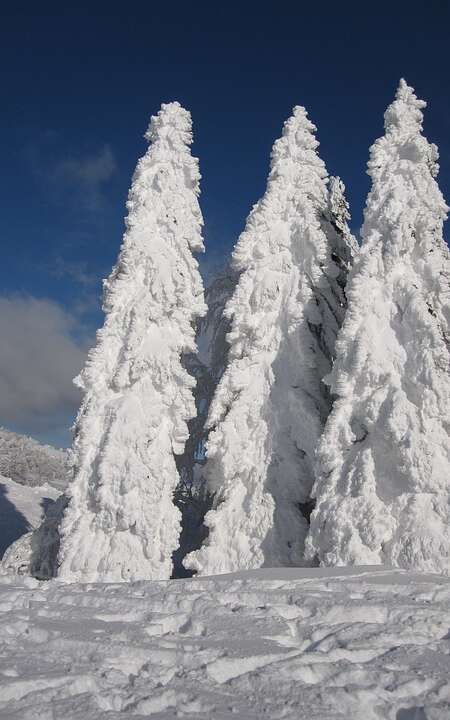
307;80;450;574
186;107;357;575
58;102;206;583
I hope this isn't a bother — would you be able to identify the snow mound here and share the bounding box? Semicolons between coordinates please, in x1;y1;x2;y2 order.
0;567;449;718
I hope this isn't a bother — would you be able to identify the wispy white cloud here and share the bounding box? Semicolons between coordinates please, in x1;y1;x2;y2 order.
26;138;117;212
49;256;100;288
51;145;117;211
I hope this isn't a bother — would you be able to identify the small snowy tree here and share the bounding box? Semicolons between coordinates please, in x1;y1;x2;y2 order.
58;102;206;583
306;80;450;574
185;107;357;575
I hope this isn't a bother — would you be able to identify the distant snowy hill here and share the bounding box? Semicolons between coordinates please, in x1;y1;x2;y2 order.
0;566;449;718
0;427;68;492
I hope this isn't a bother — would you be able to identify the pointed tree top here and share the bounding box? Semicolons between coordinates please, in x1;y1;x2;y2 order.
282;105;318;143
396;78;419;101
270;105;321;172
144;101;193;147
384;79;426;134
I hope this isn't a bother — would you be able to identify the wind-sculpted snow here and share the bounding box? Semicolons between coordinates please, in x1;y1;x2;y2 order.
307;80;450;574
1;568;450;718
186;108;357;575
58;102;206;583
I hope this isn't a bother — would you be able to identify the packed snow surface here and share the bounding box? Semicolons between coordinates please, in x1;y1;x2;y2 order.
1;567;450;718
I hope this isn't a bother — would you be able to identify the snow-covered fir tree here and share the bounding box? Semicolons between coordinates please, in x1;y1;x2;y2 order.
185;107;357;575
306;80;450;574
58;102;206;583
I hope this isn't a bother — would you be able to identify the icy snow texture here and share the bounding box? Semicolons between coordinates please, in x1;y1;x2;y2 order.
0;428;68;492
58;102;206;583
307;80;450;574
186;108;357;575
1;567;450;719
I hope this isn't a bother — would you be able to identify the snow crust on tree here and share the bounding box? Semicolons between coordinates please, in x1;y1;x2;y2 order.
306;80;450;574
58;102;206;583
186;108;357;576
0;427;68;491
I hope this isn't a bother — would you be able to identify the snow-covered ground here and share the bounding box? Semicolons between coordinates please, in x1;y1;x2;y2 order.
1;567;450;719
0;476;60;557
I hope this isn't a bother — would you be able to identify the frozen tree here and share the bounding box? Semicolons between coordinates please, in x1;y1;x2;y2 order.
58;102;206;583
306;80;450;574
186;107;357;575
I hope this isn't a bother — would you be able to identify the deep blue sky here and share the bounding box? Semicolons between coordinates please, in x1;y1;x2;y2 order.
1;1;449;446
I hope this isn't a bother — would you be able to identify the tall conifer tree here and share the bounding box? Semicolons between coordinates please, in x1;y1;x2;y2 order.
307;81;450;574
58;102;206;582
186;107;356;575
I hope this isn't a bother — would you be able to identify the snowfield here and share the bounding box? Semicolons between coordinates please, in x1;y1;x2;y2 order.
1;568;450;719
